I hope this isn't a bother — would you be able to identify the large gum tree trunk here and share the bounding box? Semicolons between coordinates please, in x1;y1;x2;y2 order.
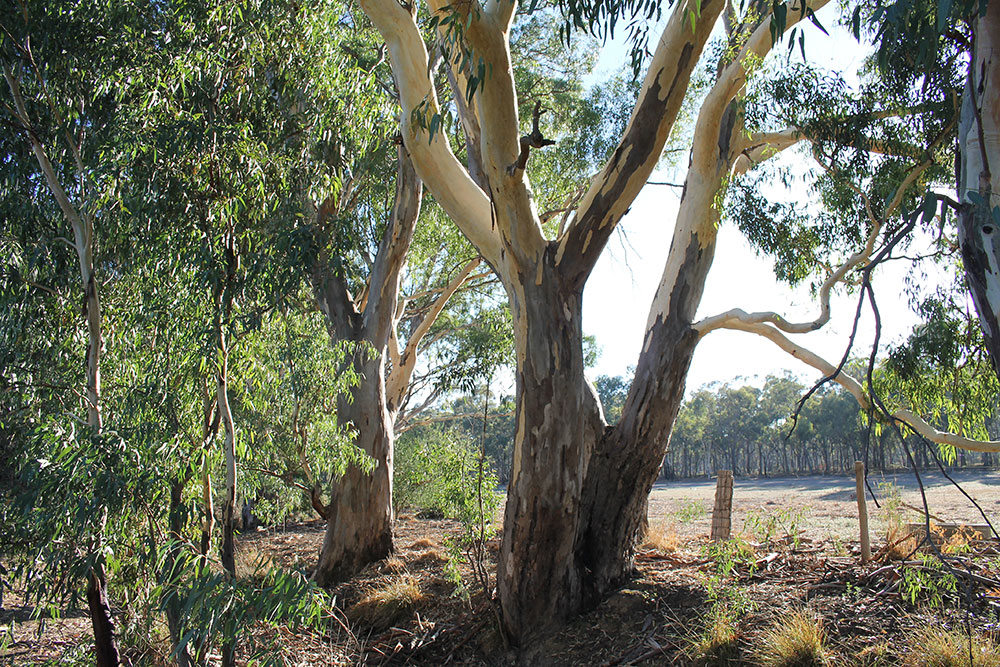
576;220;716;603
498;253;606;639
958;1;1000;375
314;354;394;585
311;147;421;584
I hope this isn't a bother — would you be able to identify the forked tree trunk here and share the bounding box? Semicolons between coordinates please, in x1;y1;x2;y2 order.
314;354;394;585
311;148;421;583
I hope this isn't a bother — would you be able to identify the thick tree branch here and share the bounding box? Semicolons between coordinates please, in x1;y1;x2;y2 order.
556;0;725;287
363;145;423;348
386;256;483;412
358;0;500;266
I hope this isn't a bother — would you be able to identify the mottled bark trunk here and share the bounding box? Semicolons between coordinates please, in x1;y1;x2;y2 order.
200;460;213;560
498;252;605;640
309;148;420;583
958;1;1000;376
83;265;119;666
576;220;715;606
215;287;237;667
313;353;394;585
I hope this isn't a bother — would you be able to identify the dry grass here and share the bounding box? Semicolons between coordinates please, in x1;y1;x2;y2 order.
234;545;276;579
410;537;438;549
381;556;407;573
754;609;828;667
687;611;739;665
643;522;680;553
347;574;424;631
902;625;1000;666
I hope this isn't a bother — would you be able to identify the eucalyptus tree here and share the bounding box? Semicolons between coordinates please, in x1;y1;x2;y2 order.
866;0;1000;375
352;0;859;635
0;3;170;662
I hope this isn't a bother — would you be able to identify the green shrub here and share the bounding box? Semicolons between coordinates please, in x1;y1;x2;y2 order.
394;425;501;524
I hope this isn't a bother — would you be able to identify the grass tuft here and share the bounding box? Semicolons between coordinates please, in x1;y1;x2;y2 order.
643;522;680;553
687;610;739;665
754;609;828;667
902;625;1000;666
347;574;424;630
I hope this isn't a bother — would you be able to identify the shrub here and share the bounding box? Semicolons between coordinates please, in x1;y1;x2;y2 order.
394;426;501;524
903;625;1000;666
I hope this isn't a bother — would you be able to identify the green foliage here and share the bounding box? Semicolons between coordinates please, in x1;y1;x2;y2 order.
395;426;501;524
2;419;164;613
703;538;757;579
237;307;371;522
880;294;1000;461
156;547;335;662
743;507;806;548
676;499;709;524
595;373;631;425
900;554;959;608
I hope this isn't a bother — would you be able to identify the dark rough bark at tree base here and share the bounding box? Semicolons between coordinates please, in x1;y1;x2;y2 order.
87;563;121;667
499;230;716;644
497;252;606;640
576;235;711;608
313;356;395;586
165;482;194;667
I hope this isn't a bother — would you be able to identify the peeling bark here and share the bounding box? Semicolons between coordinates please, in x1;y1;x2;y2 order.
959;1;1000;376
312;147;421;582
497;248;606;639
314;354;395;585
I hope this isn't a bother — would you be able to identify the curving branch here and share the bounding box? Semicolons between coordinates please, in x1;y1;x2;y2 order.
358;0;500;266
386;256;484;413
711;319;1000;453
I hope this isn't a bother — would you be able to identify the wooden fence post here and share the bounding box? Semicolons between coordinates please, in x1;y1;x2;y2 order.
855;461;871;563
711;470;734;542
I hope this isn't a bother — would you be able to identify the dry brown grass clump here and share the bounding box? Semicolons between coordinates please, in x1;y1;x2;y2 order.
687;611;739;665
754;609;828;667
643;522;680;553
347;574;424;630
381;556;407;573
902;625;1000;666
410;537;438;549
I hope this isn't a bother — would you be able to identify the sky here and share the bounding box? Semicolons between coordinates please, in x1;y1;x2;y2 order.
579;5;935;394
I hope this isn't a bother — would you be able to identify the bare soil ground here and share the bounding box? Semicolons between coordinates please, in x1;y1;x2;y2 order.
648;469;1000;545
5;471;1000;665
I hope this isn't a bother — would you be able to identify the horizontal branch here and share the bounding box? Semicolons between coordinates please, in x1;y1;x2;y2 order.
710;319;1000;453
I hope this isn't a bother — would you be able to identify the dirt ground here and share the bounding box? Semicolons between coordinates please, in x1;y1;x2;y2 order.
5;470;1000;665
648;469;1000;544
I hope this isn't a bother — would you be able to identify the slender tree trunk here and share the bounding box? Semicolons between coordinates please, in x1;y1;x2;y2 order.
958;2;1000;377
87;563;119;667
164;481;194;667
214;281;237;667
4;66;122;666
314;354;394;585
200;461;213;560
